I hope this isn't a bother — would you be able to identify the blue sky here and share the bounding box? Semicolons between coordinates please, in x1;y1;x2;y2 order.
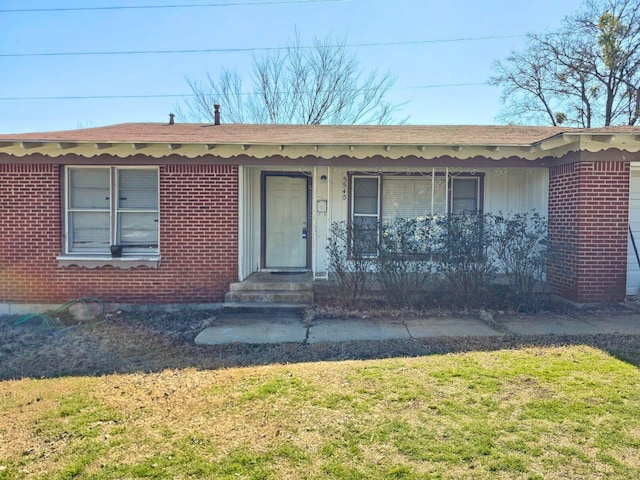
1;0;584;133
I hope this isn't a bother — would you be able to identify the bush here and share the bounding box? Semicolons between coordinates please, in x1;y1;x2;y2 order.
326;221;373;308
490;211;549;312
326;210;550;311
375;218;435;306
433;213;498;308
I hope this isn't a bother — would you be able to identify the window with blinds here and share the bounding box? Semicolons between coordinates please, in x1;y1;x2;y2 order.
381;176;447;222
66;167;159;255
350;173;482;257
116;169;159;252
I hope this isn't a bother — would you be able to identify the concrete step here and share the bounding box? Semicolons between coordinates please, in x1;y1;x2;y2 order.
224;289;314;304
228;281;313;292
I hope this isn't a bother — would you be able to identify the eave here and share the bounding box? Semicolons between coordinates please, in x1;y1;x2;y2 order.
0;131;639;162
0;140;578;161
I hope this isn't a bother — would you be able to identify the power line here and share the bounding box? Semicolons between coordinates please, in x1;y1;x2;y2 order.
0;83;491;101
0;94;191;101
401;82;489;90
0;0;345;14
0;35;525;58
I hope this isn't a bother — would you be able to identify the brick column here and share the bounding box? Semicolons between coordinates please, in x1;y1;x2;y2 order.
548;160;629;303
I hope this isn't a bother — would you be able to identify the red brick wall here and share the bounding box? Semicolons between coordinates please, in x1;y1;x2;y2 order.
0;164;62;302
548;160;629;303
0;163;238;304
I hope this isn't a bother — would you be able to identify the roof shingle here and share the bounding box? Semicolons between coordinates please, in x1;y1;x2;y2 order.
0;123;586;146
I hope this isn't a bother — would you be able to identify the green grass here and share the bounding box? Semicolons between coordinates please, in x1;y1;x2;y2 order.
1;346;639;479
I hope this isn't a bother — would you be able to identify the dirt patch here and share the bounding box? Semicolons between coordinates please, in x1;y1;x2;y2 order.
1;305;640;380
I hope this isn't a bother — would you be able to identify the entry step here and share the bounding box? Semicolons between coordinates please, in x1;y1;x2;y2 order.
224;290;314;304
228;281;313;292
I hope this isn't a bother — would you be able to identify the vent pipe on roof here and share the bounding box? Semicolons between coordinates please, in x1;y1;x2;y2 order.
169;113;175;125
214;104;221;125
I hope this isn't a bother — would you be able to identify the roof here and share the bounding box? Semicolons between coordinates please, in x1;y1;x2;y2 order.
0;123;570;145
1;123;639;161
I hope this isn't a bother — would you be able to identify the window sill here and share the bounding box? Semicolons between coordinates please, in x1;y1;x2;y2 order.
57;255;161;269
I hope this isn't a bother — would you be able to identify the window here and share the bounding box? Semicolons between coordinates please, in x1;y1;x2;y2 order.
350;173;482;255
352;176;379;257
351;173;482;221
451;177;480;214
382;176;447;221
65;167;159;255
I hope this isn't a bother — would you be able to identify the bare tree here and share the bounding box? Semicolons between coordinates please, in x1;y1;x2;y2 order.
491;0;640;126
491;41;566;126
175;33;404;125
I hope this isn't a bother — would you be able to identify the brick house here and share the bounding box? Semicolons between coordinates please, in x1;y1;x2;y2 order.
0;122;639;306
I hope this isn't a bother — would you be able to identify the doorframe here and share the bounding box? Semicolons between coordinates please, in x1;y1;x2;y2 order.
260;172;312;270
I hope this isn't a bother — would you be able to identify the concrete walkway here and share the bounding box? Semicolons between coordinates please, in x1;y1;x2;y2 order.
194;311;640;345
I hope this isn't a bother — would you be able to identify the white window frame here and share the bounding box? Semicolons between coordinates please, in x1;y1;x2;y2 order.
64;166;160;256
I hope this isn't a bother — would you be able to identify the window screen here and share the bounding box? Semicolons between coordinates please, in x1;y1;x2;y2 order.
67;168;110;252
353;177;379;215
116;169;159;250
451;178;479;213
352;177;379;257
118;169;158;209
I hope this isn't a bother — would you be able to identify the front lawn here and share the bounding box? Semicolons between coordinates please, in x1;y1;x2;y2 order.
1;346;639;479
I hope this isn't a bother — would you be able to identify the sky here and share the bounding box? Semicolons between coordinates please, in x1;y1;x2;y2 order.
0;0;585;134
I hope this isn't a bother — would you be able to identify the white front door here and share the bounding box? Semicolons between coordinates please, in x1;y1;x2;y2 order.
265;176;308;268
